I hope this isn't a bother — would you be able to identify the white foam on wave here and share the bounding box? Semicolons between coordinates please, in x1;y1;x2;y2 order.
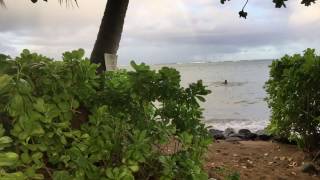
204;118;268;132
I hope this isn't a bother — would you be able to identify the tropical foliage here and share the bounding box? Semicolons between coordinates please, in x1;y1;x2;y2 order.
0;49;211;179
265;48;320;150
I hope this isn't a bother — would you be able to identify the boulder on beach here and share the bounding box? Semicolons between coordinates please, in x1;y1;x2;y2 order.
224;129;257;140
238;129;257;140
209;129;225;140
255;129;272;141
238;129;251;134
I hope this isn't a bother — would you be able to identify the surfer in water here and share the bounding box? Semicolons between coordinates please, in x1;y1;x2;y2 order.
223;80;228;85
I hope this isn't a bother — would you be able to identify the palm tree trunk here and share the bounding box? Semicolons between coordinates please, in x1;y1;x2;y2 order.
90;0;129;73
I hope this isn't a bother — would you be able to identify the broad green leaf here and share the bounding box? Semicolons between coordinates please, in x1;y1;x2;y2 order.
0;136;13;150
0;124;5;137
52;171;72;180
31;123;45;136
0;74;12;92
9;94;24;116
21;152;31;164
128;165;139;172
0;171;26;180
17;79;32;94
33;98;46;113
0;152;18;166
58;101;70;112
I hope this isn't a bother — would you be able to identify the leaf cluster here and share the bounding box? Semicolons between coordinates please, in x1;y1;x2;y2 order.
0;49;211;179
265;48;320;150
220;0;317;19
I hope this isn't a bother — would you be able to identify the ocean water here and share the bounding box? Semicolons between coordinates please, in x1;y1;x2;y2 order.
150;60;273;131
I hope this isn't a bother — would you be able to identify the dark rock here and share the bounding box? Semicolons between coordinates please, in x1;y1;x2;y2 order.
239;129;251;135
255;129;272;141
300;162;318;174
209;129;225;140
246;133;257;140
229;133;256;140
223;128;235;137
236;129;257;140
258;134;271;141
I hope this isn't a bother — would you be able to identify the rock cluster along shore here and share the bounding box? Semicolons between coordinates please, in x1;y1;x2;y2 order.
209;128;272;142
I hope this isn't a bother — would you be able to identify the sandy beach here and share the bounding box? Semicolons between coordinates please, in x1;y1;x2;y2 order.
205;140;319;180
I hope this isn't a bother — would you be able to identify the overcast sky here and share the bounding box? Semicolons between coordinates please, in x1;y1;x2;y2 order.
0;0;320;65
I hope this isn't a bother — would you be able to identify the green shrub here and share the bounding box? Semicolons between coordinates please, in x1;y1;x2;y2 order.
265;48;320;150
0;49;211;179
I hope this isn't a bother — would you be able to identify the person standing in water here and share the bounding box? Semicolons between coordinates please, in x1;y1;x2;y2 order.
224;80;228;85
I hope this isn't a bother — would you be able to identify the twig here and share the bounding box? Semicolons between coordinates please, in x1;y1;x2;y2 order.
242;0;249;11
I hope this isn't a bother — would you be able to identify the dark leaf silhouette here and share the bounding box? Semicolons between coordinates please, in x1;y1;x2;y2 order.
220;0;317;18
239;10;248;19
301;0;317;6
220;0;230;4
273;0;287;8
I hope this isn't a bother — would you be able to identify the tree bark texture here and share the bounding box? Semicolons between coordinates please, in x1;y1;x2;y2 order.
90;0;129;73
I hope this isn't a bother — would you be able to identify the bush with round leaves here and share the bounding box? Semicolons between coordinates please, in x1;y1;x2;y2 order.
265;48;320;150
0;49;211;179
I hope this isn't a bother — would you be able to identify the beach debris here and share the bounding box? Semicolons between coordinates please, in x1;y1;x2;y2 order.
280;156;286;161
208;162;215;168
233;153;238;157
268;162;274;165
264;153;269;157
246;160;254;168
222;152;229;156
288;161;298;167
291;171;297;176
274;156;279;160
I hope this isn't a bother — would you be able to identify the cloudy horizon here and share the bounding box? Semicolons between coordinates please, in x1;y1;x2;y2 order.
0;0;320;65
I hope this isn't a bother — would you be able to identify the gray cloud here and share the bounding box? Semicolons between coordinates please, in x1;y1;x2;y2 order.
0;0;320;64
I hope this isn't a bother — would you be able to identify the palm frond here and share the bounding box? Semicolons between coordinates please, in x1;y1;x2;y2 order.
58;0;78;7
0;0;78;8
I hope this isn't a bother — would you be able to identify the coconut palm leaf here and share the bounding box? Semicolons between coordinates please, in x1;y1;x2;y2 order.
0;0;78;7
